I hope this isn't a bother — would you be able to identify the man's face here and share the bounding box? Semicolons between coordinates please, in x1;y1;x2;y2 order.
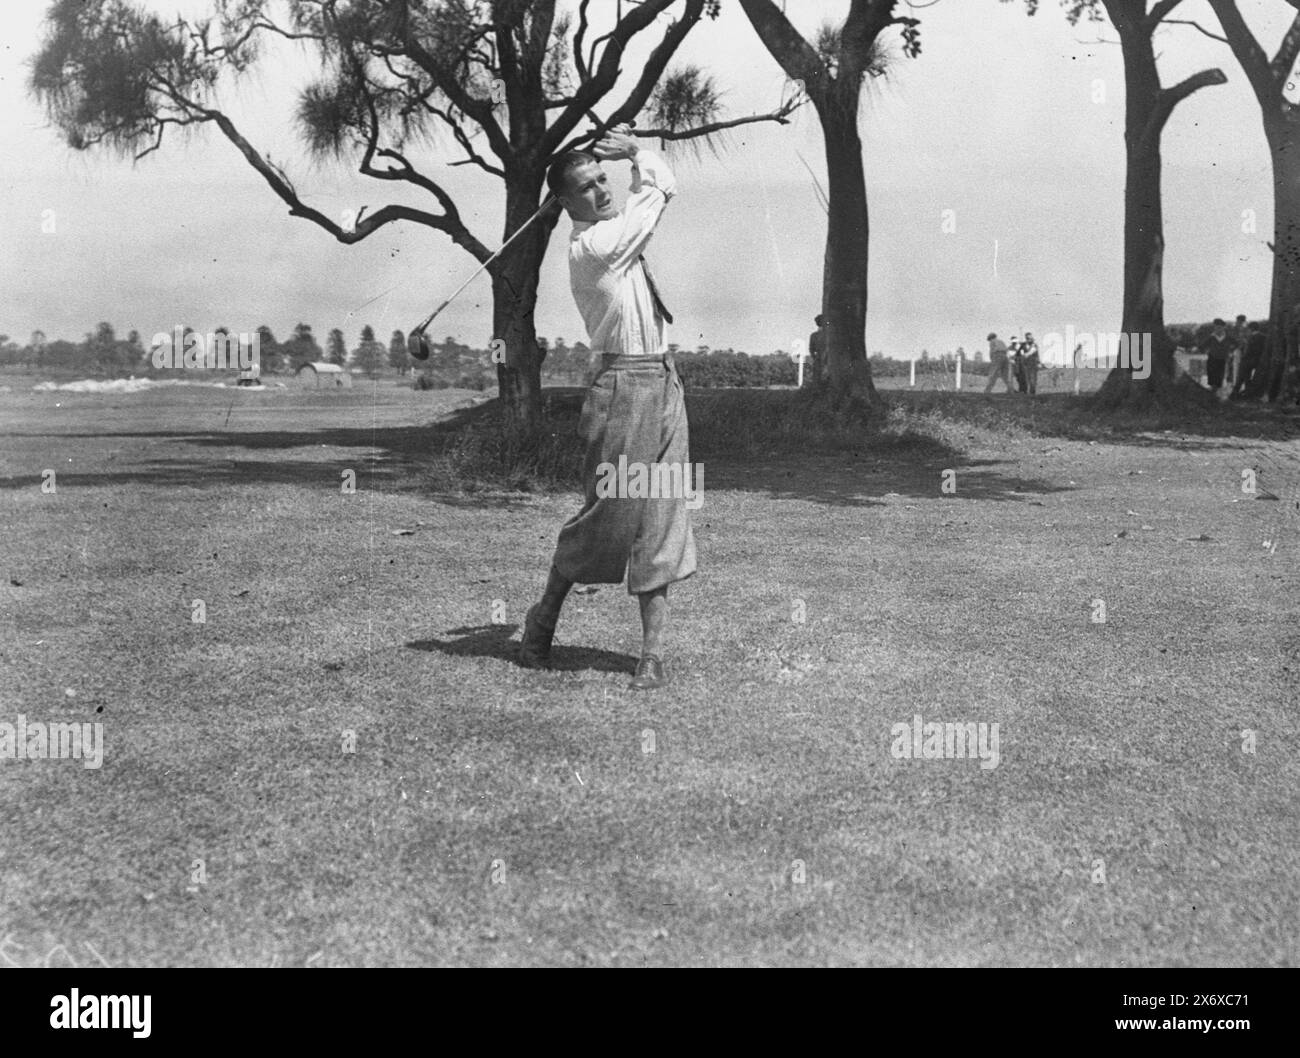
1214;326;1226;338
560;160;616;223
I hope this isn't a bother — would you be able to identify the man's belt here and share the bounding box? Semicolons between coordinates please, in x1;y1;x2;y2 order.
597;352;676;371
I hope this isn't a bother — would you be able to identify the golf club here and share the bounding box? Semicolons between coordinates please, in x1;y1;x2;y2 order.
408;195;559;361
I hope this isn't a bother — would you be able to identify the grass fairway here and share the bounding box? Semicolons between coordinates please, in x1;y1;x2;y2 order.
2;376;1298;967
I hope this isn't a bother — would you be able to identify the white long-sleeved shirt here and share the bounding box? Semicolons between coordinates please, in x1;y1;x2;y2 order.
568;149;676;358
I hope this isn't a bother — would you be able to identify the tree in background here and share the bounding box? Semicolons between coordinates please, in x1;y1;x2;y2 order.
125;329;144;371
83;321;112;373
326;327;348;367
1204;0;1300;400
739;0;920;412
441;335;464;371
42;340;81;371
83;320;142;374
283;322;324;367
353;324;385;377
255;325;284;374
1016;1;1226;404
388;329;407;375
572;339;590;374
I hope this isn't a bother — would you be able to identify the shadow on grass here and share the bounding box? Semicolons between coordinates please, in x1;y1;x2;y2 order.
896;390;1300;448
408;622;635;675
698;459;1072;508
4;386;1291;506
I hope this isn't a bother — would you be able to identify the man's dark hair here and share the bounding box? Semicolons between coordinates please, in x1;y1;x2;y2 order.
1248;321;1261;332
1213;318;1226;327
815;315;825;326
547;151;598;197
1236;314;1247;322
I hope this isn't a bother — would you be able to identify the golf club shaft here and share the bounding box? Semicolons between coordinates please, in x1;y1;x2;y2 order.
416;195;557;332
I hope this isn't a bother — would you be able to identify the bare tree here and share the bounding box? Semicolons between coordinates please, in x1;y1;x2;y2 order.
738;0;920;411
29;0;799;431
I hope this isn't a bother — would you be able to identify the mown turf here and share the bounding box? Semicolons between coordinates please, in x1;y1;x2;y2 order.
1;377;1297;966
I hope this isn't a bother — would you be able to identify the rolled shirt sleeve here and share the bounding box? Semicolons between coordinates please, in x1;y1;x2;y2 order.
574;149;676;275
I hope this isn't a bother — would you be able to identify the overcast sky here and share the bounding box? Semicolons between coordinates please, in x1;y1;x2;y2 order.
0;0;1292;364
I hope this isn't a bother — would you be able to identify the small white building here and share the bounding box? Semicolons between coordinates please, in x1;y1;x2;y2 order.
296;362;352;388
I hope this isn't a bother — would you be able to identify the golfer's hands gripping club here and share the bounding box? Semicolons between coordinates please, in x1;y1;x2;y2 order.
592;124;638;162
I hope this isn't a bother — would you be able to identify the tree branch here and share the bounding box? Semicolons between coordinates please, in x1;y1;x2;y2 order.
154;66;493;261
1206;0;1277;105
537;0;678;160
240;16;329;46
841;0;899;82
574;0;592;80
494;6;522;142
632;100;801;141
1272;11;1300;84
133;115;199;160
425;102;507;177
397;7;513;165
1152;66;1228;134
600;0;708;131
1162;19;1228;45
1147;0;1188;30
736;0;830;98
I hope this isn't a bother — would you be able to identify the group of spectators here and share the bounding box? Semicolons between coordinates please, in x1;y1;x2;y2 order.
983;332;1042;394
1197;314;1266;399
808;311;1284;401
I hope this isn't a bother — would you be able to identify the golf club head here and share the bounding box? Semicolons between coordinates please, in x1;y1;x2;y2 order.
408;327;431;361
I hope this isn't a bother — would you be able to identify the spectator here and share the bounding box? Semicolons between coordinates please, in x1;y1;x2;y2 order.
1202;318;1233;393
1230;321;1266;400
1009;336;1027;393
1231;313;1248;386
1022;331;1041;394
809;314;826;387
983;331;1012;393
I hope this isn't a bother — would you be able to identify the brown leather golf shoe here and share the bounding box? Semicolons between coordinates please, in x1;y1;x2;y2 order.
629;654;667;691
518;604;557;669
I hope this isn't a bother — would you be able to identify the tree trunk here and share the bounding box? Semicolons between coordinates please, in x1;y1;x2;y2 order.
820;94;881;411
1096;112;1179;401
1256;113;1300;400
1096;3;1220;407
734;0;885;415
1205;0;1300;403
491;180;560;433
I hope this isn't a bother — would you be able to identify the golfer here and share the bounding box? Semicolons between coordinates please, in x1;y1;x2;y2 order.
519;125;696;690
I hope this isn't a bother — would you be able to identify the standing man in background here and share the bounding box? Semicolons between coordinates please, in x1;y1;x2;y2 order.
1202;318;1233;394
984;332;1012;393
1231;321;1266;400
519;125;696;691
1021;331;1041;394
1231;313;1248;387
808;315;827;388
1009;336;1027;393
